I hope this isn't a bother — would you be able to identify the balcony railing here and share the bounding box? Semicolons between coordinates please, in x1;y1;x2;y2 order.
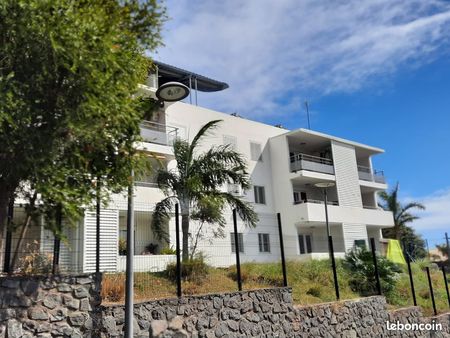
357;165;386;184
140;121;178;146
362;205;381;210
289;153;334;175
294;199;339;206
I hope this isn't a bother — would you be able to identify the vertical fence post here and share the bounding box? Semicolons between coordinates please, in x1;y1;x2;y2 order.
3;200;14;273
175;203;182;297
232;209;242;291
426;267;437;315
370;238;382;296
3;231;12;273
442;266;450;308
406;253;417;306
96;180;101;274
124;170;135;338
277;213;288;287
52;205;62;274
328;235;340;300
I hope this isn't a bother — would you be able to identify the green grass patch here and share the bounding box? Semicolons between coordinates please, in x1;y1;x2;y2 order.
102;259;449;316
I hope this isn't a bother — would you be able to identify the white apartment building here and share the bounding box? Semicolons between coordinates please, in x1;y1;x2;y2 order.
12;62;394;273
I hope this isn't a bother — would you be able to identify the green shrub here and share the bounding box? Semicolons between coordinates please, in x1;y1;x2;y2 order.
160;246;177;255
17;241;53;274
343;247;402;296
306;286;321;298
118;239;127;256
165;253;209;283
227;262;284;286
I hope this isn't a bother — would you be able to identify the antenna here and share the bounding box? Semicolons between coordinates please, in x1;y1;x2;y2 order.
304;101;311;129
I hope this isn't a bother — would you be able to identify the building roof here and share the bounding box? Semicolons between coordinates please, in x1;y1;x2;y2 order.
281;128;384;156
153;61;229;92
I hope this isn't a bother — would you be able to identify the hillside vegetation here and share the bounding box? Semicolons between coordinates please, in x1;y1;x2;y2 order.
102;259;449;316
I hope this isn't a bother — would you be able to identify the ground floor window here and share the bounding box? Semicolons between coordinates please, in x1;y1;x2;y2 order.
258;233;270;253
298;234;312;254
230;232;244;253
354;239;366;249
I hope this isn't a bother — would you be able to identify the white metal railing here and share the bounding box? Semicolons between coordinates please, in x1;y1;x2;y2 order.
140;121;178;145
134;181;158;188
374;170;386;184
357;165;386;184
294;199;339;206
362;205;381;210
289;153;334;174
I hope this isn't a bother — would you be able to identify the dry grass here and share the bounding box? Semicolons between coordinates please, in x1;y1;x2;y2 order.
101;260;449;317
102;273;126;303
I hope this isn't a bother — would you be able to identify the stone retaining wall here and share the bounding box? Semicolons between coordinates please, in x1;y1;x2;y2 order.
101;290;450;338
0;274;449;337
0;274;100;338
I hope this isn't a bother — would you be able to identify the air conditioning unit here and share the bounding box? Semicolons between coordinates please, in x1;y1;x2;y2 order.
228;184;243;196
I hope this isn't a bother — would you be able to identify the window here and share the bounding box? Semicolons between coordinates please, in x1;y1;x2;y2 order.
298;234;312;254
223;135;237;151
354;239;366;249
254;186;266;204
258;233;271;253
293;191;307;204
250;142;263;161
230;232;244;253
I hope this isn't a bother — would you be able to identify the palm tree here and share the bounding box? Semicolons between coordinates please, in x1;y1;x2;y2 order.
151;120;258;261
378;183;425;241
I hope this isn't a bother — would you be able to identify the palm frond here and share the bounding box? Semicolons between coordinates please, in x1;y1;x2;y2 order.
190;145;251;189
402;202;425;212
156;169;179;194
151;196;176;243
200;191;258;227
189;120;222;155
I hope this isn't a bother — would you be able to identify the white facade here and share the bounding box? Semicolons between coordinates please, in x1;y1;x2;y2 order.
65;83;393;272
27;71;393;272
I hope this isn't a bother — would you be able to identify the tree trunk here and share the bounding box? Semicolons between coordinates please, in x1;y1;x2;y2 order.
395;224;401;241
10;214;32;272
10;192;37;272
180;202;190;262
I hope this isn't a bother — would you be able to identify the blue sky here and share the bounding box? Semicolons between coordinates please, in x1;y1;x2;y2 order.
154;0;450;248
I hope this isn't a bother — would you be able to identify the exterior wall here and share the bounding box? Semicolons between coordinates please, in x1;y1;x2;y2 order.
83;209;119;273
40;220;83;273
331;141;363;208
0;274;100;338
309;225;346;254
331;141;369;251
100;289;449;338
73;100;393;268
117;255;176;272
2;274;447;337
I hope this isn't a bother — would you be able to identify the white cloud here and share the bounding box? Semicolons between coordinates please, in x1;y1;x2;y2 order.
406;188;450;232
154;0;450;118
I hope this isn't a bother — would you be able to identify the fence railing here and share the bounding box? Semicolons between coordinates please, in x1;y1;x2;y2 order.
294;199;339;206
140;120;178;145
357;165;386;184
289;153;334;174
2;206;449;316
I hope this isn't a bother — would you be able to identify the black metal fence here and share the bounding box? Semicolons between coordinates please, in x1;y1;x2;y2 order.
2;205;450;315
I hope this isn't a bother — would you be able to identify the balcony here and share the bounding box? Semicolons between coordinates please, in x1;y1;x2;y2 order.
358;166;386;184
140;121;178;146
294;199;338;206
290;153;334;175
294;201;393;226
